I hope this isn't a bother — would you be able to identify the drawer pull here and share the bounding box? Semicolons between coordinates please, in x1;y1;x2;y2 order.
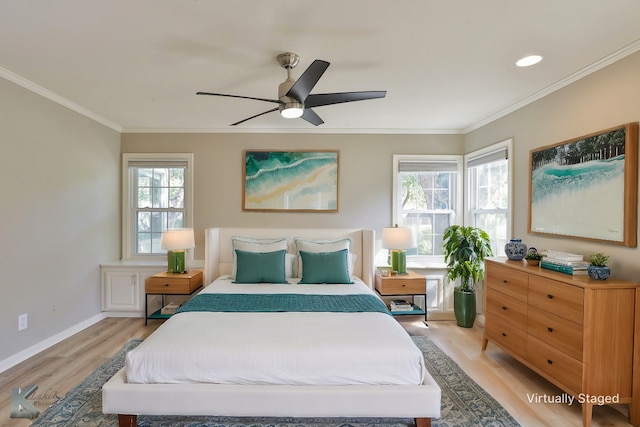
547;294;554;299
502;280;508;284
164;283;170;286
501;332;507;337
501;306;507;310
547;359;553;365
547;327;553;333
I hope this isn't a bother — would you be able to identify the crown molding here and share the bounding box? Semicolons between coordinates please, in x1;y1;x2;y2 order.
0;66;122;132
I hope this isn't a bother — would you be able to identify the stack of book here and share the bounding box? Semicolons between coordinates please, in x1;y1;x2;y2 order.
389;299;413;312
540;251;589;275
160;302;181;315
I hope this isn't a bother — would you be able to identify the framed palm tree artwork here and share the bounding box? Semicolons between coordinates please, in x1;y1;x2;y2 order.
528;122;638;247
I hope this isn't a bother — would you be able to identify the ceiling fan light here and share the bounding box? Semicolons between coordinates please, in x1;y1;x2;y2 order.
516;55;543;67
280;102;304;118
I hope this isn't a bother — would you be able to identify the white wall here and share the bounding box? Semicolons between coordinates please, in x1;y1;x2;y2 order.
466;51;640;281
0;78;121;363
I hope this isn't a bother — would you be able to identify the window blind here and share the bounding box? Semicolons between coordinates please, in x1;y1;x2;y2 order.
466;147;508;168
128;160;188;168
398;160;459;172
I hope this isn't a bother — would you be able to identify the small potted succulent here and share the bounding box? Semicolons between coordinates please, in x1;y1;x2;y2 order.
524;250;543;266
587;253;610;280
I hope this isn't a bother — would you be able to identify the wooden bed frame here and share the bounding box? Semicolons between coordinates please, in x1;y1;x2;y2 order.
103;228;441;426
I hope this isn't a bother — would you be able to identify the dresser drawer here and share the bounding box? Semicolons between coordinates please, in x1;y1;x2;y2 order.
146;273;202;294
485;261;528;301
528;276;584;324
486;288;527;331
485;313;527;359
527;306;583;361
527;335;583;394
375;274;424;295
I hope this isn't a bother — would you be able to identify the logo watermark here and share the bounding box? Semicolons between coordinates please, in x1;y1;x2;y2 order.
10;384;39;419
527;392;620;406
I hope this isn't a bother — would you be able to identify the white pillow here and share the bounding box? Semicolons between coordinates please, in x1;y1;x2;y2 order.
294;238;354;278
230;236;290;279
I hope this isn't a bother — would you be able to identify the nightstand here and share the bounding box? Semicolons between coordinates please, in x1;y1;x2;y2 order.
145;269;203;324
375;270;427;323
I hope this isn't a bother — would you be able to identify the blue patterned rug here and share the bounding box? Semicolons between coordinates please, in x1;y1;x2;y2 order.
31;335;520;427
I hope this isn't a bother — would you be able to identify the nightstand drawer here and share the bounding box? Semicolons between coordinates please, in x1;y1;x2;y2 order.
375;273;425;295
145;271;203;294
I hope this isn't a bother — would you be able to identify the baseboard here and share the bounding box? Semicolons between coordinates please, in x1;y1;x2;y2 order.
0;312;107;374
103;311;144;318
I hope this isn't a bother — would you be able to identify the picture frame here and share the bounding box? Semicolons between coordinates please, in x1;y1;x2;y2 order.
242;150;339;212
528;122;638;247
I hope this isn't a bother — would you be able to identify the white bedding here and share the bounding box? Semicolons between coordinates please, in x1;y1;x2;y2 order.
126;276;426;386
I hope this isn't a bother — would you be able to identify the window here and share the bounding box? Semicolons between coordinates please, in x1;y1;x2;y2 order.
122;153;194;260
392;155;463;261
465;139;512;256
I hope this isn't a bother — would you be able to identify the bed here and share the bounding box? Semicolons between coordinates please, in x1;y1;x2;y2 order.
103;228;441;427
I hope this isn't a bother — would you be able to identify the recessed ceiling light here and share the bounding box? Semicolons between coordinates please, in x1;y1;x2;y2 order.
516;55;543;67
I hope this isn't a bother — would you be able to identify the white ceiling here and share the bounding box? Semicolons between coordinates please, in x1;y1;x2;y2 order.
2;1;640;134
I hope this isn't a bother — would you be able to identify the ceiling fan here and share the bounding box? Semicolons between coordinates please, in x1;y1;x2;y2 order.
196;52;386;126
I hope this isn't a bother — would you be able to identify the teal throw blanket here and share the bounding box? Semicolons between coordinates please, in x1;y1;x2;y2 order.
176;293;390;315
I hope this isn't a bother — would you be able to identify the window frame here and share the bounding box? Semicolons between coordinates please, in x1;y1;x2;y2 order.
392;154;464;264
464;138;513;256
122;153;194;261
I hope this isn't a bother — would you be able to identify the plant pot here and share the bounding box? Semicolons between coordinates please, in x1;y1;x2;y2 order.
453;288;476;328
526;259;540;266
587;265;610;280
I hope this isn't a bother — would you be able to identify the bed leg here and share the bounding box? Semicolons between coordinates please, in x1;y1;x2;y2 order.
118;414;137;427
414;417;431;427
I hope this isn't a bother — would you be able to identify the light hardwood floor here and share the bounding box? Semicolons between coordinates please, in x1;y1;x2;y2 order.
0;317;634;427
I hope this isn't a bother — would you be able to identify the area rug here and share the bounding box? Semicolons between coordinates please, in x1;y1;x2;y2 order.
31;336;520;427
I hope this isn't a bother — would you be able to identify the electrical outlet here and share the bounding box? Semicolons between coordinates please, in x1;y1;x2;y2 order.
18;313;28;331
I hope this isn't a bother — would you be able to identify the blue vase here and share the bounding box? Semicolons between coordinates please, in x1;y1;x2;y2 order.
504;239;527;260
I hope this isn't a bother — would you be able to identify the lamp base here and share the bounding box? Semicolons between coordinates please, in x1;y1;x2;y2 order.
167;250;186;274
391;250;408;275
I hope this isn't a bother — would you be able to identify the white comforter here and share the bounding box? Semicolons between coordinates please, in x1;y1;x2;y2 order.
126;277;426;386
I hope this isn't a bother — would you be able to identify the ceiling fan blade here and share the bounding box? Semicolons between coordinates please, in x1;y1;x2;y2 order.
305;91;386;108
230;107;279;126
197;92;281;104
300;108;324;126
286;60;330;102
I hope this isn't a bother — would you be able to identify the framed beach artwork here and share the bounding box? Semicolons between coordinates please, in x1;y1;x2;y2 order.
528;122;638;246
242;150;339;212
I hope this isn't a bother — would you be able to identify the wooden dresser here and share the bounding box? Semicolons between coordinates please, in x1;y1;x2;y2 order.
482;257;640;427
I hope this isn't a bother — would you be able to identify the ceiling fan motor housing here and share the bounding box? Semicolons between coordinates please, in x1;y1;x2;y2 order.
278;79;303;117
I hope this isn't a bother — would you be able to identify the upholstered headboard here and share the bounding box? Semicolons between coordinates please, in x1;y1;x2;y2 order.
204;228;376;288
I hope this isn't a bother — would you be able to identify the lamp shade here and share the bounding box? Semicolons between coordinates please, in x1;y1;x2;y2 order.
382;227;417;250
161;228;195;251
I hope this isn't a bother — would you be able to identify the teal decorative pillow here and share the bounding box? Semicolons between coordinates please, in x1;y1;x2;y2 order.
298;249;354;284
233;249;289;284
230;237;289;279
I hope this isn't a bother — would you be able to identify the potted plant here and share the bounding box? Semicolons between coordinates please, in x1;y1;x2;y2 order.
587;253;610;280
442;225;493;327
524;250;543;266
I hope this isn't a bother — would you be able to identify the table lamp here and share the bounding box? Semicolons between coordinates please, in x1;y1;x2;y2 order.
382;226;417;275
161;228;195;273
